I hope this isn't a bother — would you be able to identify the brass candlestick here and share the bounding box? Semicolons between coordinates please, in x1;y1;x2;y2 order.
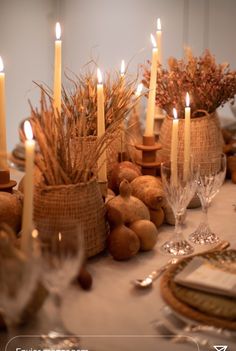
0;169;17;193
135;135;162;176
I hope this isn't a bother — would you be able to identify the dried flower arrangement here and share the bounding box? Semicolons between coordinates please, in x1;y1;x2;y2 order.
63;64;138;135
142;49;236;118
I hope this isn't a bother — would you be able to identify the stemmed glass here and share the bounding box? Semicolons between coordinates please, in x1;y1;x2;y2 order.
36;219;84;349
161;159;198;256
189;153;226;245
0;226;40;342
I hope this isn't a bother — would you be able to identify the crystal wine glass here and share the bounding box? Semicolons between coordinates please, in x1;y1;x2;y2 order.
0;225;40;341
36;219;84;349
161;159;198;256
189;153;226;245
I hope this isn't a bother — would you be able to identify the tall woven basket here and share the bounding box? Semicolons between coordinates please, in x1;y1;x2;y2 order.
159;112;224;172
33;178;107;258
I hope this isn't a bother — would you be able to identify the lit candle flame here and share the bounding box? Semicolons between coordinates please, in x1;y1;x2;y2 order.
173;108;178;120
157;18;162;31
58;232;62;241
55;22;61;40
32;229;38;239
97;68;103;84
120;60;125;76
186;92;190;107
135;83;143;97
24;120;34;141
150;34;157;48
0;57;4;72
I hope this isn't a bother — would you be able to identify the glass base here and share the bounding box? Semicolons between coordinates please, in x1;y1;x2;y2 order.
40;331;80;349
161;240;194;256
189;222;220;245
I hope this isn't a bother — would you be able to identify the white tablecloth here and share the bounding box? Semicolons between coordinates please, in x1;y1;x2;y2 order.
3;169;236;351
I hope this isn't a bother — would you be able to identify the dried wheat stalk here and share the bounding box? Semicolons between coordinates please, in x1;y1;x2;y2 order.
63;65;139;135
26;68;140;186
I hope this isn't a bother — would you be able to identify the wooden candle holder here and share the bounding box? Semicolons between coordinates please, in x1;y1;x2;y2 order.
0;169;17;193
135;135;162;176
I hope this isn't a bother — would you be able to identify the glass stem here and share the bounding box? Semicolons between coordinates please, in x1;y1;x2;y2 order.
174;214;183;242
201;202;209;226
49;293;65;333
5;318;24;348
7;323;19;341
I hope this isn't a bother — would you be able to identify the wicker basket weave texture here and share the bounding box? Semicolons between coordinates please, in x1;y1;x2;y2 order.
159;113;224;170
33;177;107;258
71;134;122;175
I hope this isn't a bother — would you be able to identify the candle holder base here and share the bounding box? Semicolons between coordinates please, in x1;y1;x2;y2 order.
0;169;17;193
98;181;108;200
135;135;162;176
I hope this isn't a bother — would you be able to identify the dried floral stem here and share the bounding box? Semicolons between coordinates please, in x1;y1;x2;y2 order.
142;49;236;118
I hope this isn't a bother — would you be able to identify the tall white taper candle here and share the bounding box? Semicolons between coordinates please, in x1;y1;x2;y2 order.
145;34;158;136
171;108;179;186
120;60;126;153
97;68;107;182
21;120;35;256
0;57;7;169
184;92;191;180
54;22;62;116
156;18;162;64
134;83;143;117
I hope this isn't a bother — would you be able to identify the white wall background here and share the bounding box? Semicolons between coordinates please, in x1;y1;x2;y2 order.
0;0;236;150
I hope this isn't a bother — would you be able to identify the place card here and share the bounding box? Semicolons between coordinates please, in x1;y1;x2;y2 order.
174;257;236;298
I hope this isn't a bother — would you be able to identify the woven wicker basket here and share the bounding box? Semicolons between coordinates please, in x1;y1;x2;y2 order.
159;112;224;173
33;178;107;258
71;131;128;176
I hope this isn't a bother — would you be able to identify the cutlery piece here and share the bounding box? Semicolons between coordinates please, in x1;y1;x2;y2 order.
162;306;236;340
154;320;212;348
133;240;230;289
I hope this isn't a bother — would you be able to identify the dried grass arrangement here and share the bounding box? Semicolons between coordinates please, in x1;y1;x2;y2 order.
63;64;138;136
24;86;117;258
23;65;141;185
25;86;136;186
142;49;236;118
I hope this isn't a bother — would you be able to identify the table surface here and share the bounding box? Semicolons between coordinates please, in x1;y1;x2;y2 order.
2;169;236;351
